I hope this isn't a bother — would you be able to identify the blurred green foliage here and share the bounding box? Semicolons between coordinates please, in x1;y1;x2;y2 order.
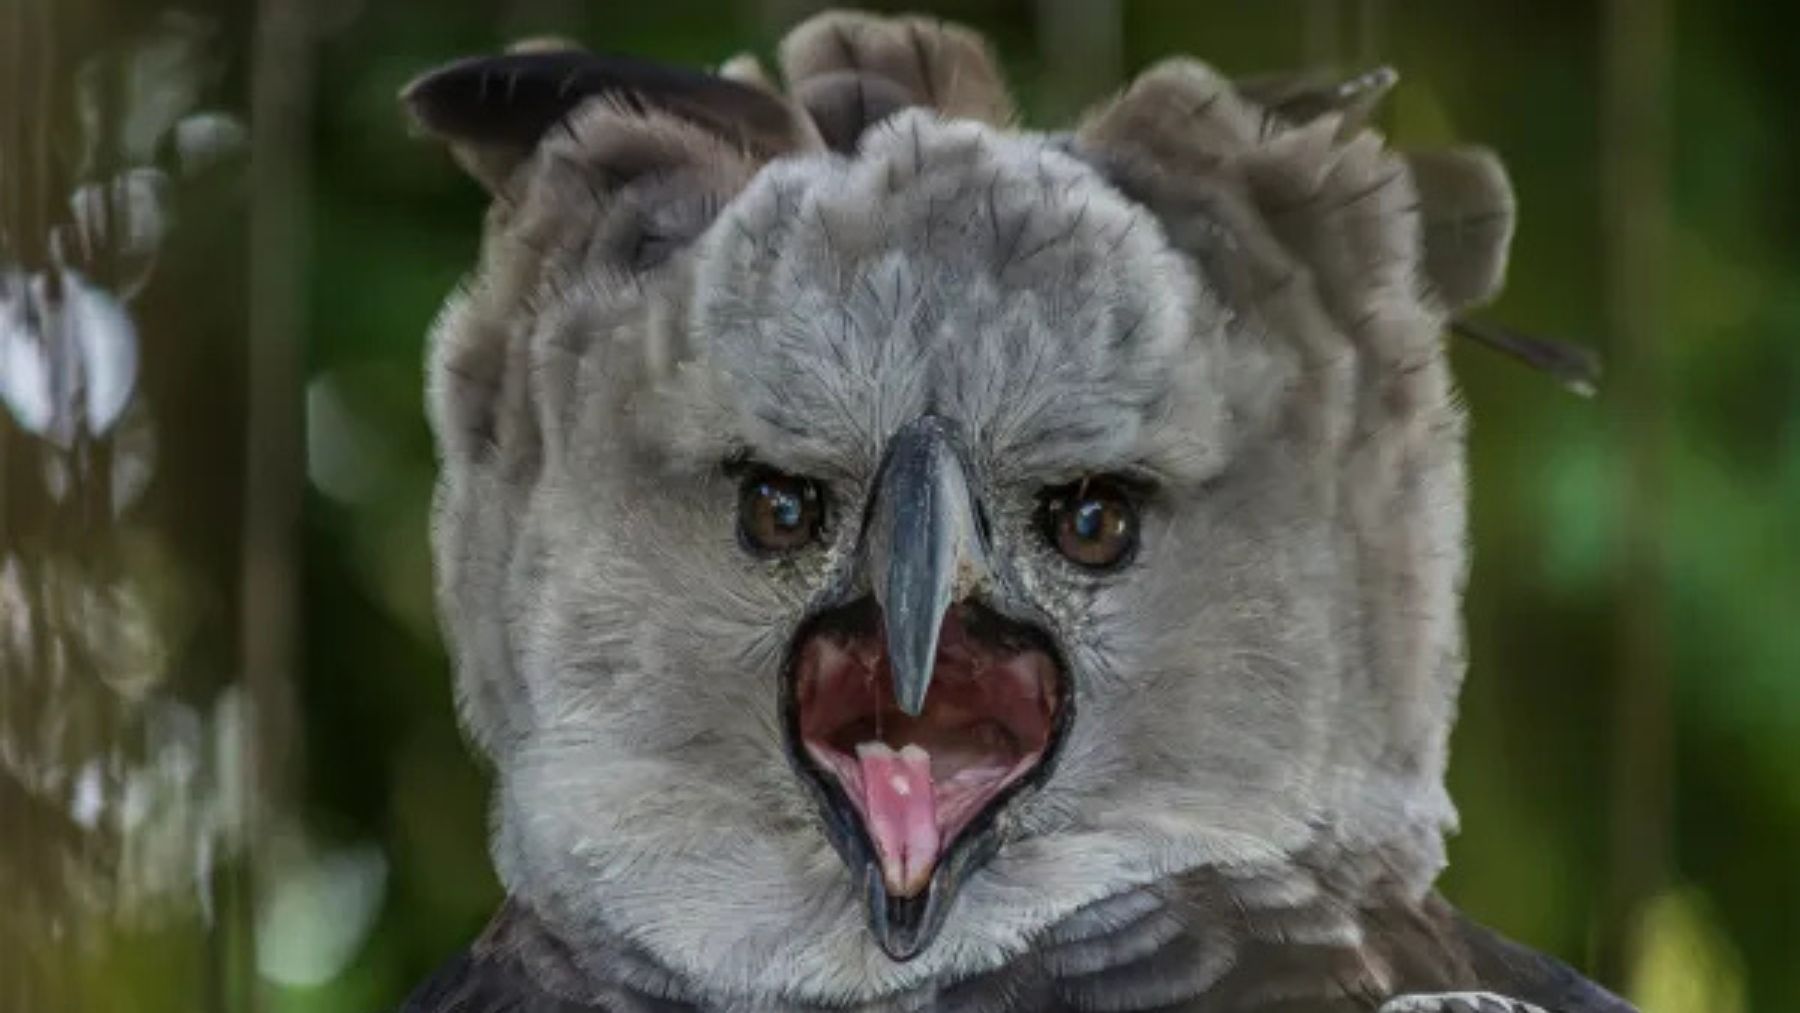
284;2;1799;1011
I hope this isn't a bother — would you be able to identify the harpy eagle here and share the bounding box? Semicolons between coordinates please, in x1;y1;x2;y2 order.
397;11;1633;1013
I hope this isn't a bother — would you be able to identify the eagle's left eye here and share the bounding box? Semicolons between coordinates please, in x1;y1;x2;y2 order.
1040;478;1139;570
740;469;825;554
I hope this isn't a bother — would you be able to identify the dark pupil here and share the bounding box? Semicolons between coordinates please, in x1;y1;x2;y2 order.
765;484;805;530
1072;500;1109;541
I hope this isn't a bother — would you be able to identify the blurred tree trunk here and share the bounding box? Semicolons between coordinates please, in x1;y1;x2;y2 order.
1599;0;1674;987
246;7;313;1009
3;2;262;1009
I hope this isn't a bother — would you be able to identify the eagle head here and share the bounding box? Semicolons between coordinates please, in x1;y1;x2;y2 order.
408;12;1514;1006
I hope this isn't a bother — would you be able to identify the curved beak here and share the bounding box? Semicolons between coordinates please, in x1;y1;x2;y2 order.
869;416;987;718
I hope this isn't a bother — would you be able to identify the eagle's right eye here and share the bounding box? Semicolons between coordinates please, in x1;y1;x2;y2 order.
739;468;825;555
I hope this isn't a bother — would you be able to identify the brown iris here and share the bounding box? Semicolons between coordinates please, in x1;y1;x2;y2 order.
1041;478;1139;569
739;469;824;554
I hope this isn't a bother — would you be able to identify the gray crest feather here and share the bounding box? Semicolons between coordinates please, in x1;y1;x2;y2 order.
779;11;1015;151
1406;148;1517;312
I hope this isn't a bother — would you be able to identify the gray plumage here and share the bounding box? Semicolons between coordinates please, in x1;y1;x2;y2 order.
398;11;1631;1013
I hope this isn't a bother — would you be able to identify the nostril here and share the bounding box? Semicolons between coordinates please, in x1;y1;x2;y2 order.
973;499;995;552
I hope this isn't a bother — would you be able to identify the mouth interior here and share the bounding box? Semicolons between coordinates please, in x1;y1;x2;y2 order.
794;602;1062;899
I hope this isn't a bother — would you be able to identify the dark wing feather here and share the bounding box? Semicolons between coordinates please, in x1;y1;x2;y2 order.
399;946;594;1013
1452;914;1636;1013
1373;894;1638;1013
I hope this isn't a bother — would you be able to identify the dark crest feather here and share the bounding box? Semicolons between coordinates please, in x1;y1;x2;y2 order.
1452;318;1603;396
1236;65;1399;137
403;50;804;189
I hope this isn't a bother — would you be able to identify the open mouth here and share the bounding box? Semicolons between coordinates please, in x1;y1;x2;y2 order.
785;597;1069;958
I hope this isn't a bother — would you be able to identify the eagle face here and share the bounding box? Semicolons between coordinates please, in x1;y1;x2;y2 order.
498;117;1332;993
411;12;1514;1007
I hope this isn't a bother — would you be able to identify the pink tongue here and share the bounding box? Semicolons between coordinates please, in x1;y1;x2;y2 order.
856;742;940;896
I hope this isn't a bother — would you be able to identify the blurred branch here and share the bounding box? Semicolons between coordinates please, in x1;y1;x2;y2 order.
1301;0;1386;77
0;0;58;268
1302;0;1342;71
1034;0;1122;119
1598;0;1674;987
244;0;313;1008
1352;0;1386;76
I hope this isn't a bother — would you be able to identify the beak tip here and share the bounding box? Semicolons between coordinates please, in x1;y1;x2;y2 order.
891;651;935;716
894;690;929;718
